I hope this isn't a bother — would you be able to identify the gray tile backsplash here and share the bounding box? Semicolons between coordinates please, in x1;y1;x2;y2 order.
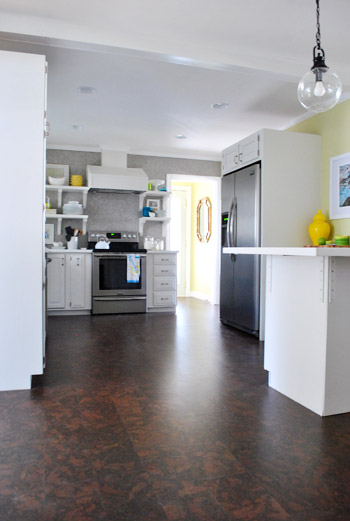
46;149;101;186
46;150;220;246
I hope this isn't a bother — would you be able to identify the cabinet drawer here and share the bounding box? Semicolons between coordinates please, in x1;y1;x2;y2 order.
153;254;176;266
153;291;176;307
153;264;176;277
154;276;176;291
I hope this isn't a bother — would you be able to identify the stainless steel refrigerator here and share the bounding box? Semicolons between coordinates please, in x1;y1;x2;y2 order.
220;163;260;336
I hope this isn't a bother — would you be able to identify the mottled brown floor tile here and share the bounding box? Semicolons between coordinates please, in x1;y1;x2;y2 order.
103;495;168;521
160;494;229;521
44;495;107;521
1;299;350;521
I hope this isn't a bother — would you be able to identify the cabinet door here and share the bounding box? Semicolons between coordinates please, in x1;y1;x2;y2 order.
222;143;239;175
239;133;260;166
47;254;65;308
67;254;85;309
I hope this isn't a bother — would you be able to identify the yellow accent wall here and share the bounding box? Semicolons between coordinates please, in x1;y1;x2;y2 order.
288;99;350;236
172;180;216;297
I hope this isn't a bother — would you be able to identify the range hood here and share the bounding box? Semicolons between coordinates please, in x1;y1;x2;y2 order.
87;165;148;194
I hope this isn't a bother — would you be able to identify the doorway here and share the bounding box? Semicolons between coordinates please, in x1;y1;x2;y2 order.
167;174;221;305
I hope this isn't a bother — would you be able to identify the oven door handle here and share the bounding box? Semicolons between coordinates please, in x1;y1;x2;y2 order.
93;296;146;301
93;253;147;258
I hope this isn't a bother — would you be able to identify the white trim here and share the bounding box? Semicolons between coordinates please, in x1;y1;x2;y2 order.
171;185;192;297
190;291;211;302
47;144;221;161
127;149;221;161
167;173;221;185
47;144;101;152
166;173;221;306
280;92;350;131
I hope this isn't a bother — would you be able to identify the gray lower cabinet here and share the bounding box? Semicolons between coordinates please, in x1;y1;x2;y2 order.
147;252;177;312
47;252;92;314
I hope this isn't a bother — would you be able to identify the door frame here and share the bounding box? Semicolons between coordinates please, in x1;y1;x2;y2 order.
170;185;192;297
166;173;221;305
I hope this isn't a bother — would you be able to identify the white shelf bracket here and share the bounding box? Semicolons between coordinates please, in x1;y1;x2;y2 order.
82;217;87;235
57;189;63;208
57;216;62;235
329;257;336;303
267;255;272;293
319;257;325;302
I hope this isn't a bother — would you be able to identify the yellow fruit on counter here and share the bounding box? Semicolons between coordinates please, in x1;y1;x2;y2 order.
308;210;331;246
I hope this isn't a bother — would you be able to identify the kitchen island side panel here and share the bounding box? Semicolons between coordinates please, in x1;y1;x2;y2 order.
324;257;350;415
264;255;328;416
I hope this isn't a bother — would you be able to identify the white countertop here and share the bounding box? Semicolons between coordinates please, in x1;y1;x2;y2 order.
223;247;350;257
46;248;93;254
147;250;178;254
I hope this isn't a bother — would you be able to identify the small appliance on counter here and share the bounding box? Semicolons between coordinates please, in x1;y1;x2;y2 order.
88;230;147;315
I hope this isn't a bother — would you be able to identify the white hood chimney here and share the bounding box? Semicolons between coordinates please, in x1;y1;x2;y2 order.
87;150;148;193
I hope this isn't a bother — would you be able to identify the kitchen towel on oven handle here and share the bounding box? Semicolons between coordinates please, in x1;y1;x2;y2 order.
127;254;140;283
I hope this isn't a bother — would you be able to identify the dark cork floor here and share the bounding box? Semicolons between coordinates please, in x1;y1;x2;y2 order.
1;298;350;521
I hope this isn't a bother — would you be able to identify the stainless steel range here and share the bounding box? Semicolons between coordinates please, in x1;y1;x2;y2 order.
88;231;147;315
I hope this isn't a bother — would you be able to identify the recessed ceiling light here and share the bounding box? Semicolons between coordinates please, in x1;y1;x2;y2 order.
72;124;83;130
175;134;187;139
211;102;229;109
77;86;96;94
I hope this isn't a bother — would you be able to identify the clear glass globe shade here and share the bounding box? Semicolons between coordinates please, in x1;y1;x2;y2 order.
298;68;342;112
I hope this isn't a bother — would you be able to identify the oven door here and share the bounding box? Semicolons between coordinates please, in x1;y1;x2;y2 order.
93;253;146;297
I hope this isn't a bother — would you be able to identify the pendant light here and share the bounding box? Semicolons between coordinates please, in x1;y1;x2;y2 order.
298;0;342;113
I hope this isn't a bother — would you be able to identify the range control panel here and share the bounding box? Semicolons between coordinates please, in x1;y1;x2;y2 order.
88;231;139;243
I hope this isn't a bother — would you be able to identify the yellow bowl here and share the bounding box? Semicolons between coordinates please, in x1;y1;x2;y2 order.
70;175;83;186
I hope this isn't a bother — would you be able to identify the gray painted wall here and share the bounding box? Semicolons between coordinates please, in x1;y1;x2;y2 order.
127;154;221;180
46;150;220;246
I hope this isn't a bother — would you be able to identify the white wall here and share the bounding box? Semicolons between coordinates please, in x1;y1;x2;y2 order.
0;51;46;390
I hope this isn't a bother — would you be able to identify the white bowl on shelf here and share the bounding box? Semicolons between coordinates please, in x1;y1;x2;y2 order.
48;176;65;186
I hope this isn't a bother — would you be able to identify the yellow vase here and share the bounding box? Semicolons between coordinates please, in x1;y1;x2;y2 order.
308;209;331;245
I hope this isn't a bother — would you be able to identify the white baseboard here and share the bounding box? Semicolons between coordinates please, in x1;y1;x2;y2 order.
190;291;211;302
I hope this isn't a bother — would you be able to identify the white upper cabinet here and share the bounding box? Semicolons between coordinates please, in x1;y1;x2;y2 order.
222;132;260;175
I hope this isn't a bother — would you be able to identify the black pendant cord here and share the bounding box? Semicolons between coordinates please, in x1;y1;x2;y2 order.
315;0;321;50
312;0;327;71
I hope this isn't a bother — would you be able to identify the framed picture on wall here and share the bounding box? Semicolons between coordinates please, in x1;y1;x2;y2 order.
45;223;54;244
146;199;160;210
330;153;350;219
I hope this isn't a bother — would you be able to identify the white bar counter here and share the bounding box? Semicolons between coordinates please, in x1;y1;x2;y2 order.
224;247;350;416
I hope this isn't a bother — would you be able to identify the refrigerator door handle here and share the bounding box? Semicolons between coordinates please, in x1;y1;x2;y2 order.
231;199;237;261
227;200;234;247
233;198;237;247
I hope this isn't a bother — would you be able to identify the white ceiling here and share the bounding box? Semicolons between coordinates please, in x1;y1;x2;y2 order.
0;0;348;160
